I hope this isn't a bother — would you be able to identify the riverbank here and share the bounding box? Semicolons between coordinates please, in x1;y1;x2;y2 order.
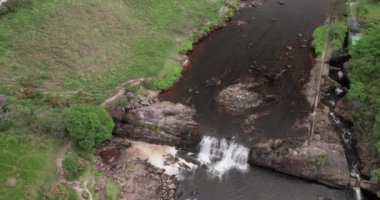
0;1;240;199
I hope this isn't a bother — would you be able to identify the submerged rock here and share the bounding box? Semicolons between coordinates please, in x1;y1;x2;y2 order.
115;101;200;148
249;138;351;187
216;83;264;115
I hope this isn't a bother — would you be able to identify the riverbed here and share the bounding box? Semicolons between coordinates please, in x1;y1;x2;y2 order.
160;0;358;199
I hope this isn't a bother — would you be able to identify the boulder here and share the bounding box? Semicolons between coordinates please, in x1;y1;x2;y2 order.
114;101;200;148
249;138;351;187
216;83;264;115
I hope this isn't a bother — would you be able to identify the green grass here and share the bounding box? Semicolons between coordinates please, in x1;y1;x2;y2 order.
355;0;380;26
0;131;62;200
0;1;238;199
105;180;121;200
312;22;347;56
0;0;235;103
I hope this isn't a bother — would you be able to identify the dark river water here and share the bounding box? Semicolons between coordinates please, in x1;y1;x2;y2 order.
160;0;357;199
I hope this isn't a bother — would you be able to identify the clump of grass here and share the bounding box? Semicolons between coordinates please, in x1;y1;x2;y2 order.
105;181;121;200
143;63;182;90
62;151;87;181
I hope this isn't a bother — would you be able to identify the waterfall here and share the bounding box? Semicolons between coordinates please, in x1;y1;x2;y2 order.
197;136;249;178
329;111;363;200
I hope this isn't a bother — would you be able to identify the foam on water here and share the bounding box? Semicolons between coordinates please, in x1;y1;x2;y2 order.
126;141;197;177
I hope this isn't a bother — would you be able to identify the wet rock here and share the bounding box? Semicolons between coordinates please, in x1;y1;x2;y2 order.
115;101;200;148
334;98;351;121
249;138;351;187
236;20;247;26
216;83;264;115
359;179;380;195
327;50;351;66
242;111;270;133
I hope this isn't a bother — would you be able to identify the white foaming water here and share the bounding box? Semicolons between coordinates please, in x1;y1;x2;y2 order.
0;0;8;6
126;140;197;177
354;187;362;200
197;136;249;178
330;111;363;200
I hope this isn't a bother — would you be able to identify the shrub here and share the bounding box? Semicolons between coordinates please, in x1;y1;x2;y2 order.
64;104;114;151
62;152;86;181
33;107;66;137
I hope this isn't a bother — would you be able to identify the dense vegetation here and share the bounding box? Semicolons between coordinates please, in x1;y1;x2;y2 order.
0;0;238;199
347;0;380;191
349;24;380;177
64;104;114;151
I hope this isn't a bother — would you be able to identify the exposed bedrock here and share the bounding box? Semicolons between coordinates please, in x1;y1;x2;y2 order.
249;138;351;188
216;82;277;116
113;101;201;149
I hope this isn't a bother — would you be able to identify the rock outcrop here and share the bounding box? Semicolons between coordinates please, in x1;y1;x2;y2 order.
114;101;200;148
216;83;269;115
96;154;177;200
249;138;351;187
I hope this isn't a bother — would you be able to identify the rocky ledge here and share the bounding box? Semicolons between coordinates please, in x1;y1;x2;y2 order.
113;101;201;149
249;138;351;187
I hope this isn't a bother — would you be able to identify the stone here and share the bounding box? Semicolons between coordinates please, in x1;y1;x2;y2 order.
115;101;201;148
216;83;264;115
249;138;351;187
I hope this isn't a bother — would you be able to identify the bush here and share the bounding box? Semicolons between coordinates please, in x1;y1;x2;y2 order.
64;104;114;151
62;152;86;181
349;25;380;145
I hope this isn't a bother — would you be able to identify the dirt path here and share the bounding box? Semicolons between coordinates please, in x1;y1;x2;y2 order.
56;141;71;181
55;141;94;200
101;78;145;106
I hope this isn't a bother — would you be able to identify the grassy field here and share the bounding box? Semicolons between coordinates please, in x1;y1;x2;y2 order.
0;0;237;103
0;0;237;199
0;131;63;200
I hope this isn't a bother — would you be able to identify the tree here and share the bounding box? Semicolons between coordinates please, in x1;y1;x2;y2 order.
64;104;114;151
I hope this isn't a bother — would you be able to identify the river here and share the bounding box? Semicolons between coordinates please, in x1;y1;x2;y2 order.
160;0;357;199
